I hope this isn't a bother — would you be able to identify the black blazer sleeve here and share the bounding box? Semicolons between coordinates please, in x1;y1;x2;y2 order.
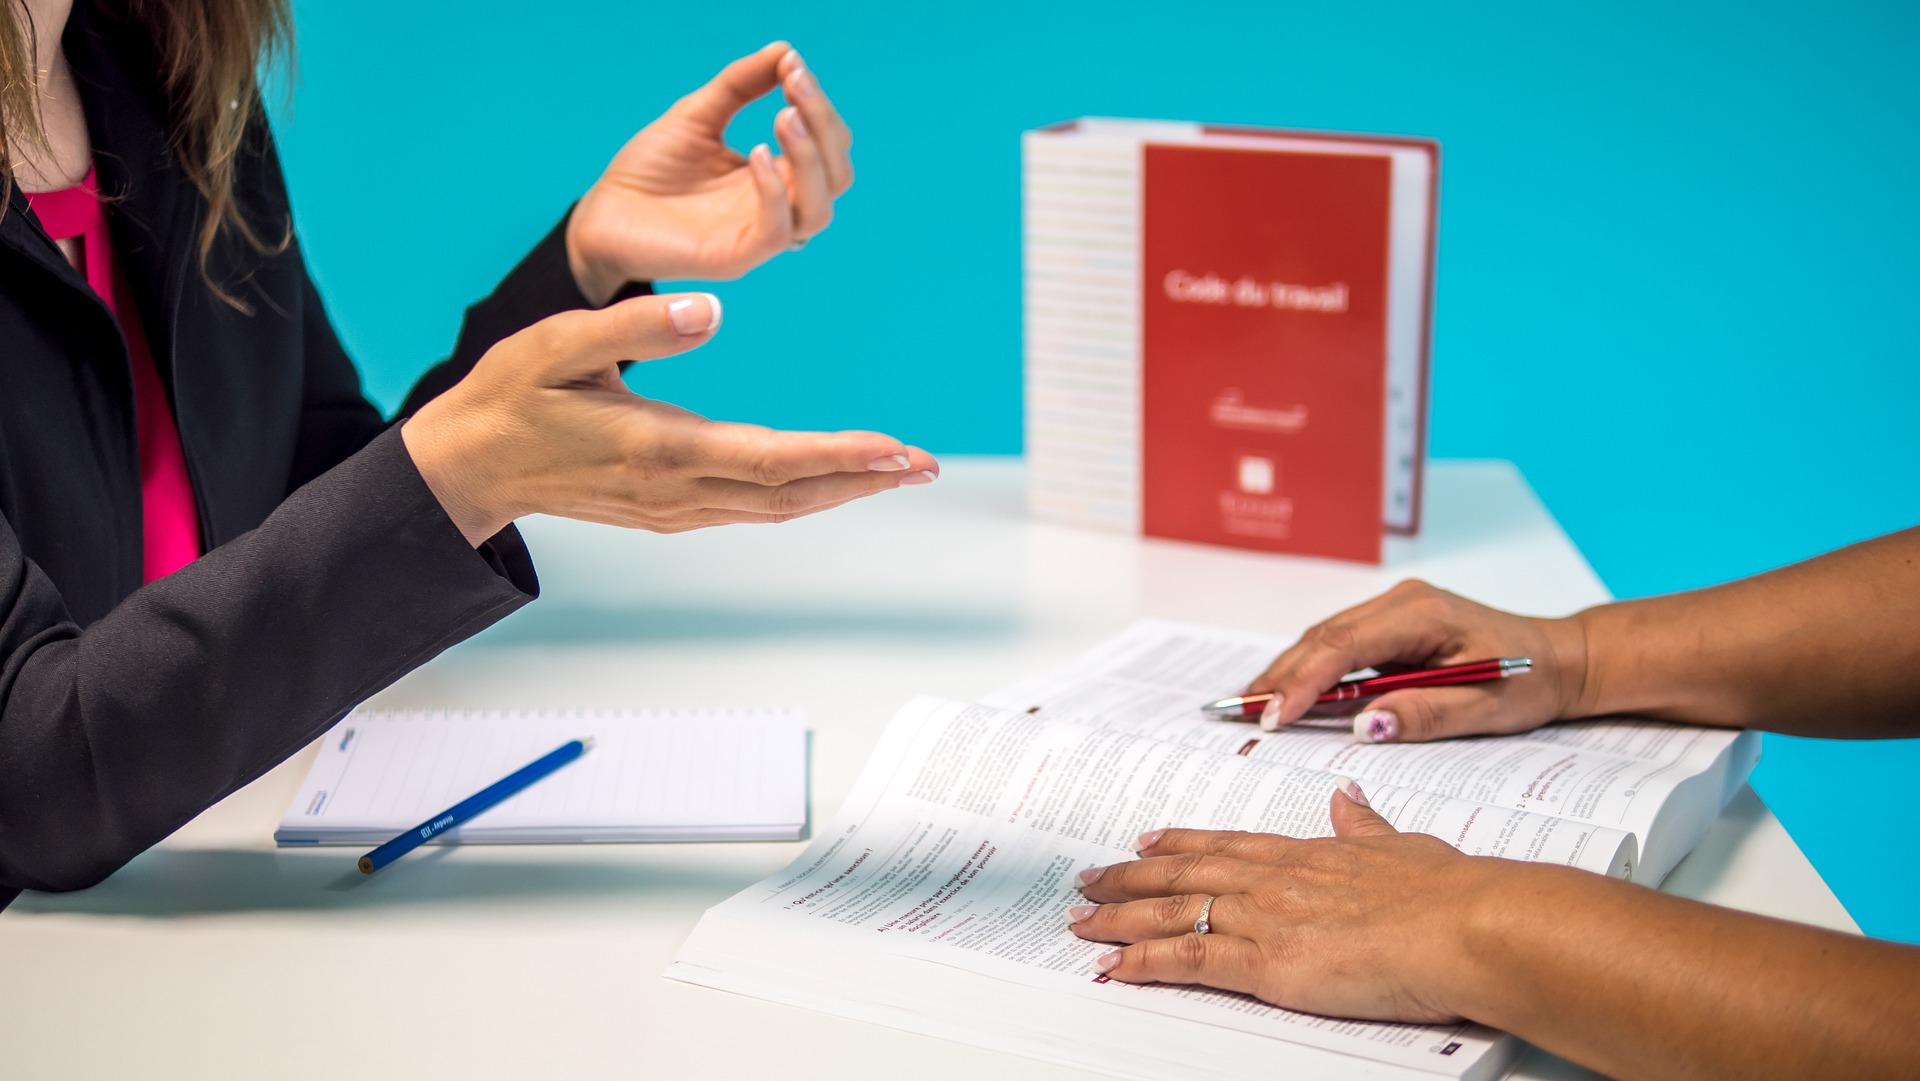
0;429;536;902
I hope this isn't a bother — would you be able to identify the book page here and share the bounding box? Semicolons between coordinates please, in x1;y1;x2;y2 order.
897;697;1630;875
681;694;1627;1077
986;620;1757;882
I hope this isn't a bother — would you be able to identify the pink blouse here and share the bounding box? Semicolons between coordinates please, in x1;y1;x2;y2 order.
26;167;203;582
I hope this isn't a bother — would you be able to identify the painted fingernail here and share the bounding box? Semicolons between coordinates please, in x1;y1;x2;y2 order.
1075;866;1105;888
750;142;775;173
783;106;810;140
1334;775;1371;808
867;454;911;471
1095;950;1123;974
1067;904;1097;923
1258;695;1284;731
899;470;937;486
667;294;722;335
1135;829;1164;851
788;67;818;99
1353;708;1398;743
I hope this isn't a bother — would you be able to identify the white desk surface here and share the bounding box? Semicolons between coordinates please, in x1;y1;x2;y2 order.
0;459;1856;1081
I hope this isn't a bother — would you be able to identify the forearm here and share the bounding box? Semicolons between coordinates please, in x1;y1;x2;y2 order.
0;431;534;893
1455;863;1920;1081
1566;526;1920;735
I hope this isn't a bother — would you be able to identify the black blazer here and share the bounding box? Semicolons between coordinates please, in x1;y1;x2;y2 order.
0;3;614;908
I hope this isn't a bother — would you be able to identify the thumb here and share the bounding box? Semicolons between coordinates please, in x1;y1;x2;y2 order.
516;292;722;384
1329;777;1396;838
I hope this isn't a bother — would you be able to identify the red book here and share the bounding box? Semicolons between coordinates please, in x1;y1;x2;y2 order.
1025;120;1438;563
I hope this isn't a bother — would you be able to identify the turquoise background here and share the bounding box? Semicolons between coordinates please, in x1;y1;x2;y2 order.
272;1;1920;941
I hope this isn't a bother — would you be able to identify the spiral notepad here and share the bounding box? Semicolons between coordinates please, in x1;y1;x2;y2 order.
275;707;807;845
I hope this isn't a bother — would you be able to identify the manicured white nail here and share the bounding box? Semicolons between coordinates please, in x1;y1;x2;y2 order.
1067;904;1097;923
1135;828;1164;851
1333;775;1371;808
1075;866;1105;888
899;470;937;486
750;143;775;172
783;106;810;140
667;294;721;335
867;454;911;471
1095;950;1122;974
1258;695;1284;731
788;67;818;99
1353;709;1398;743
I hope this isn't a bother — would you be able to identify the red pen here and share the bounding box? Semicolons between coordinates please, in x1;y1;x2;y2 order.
1201;657;1532;718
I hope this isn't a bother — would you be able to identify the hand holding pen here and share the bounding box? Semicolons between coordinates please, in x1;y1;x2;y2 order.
1229;580;1592;743
1205;656;1532;719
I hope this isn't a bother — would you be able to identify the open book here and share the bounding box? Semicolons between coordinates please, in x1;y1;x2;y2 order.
669;621;1759;1081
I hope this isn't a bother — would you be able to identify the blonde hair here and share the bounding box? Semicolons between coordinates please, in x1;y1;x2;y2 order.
2;0;292;309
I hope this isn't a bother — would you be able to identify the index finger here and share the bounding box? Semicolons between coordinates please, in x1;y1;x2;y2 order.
690;422;937;486
1247;581;1459;730
670;41;789;129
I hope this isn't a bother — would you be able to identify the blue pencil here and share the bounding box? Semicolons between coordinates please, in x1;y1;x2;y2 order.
357;737;594;875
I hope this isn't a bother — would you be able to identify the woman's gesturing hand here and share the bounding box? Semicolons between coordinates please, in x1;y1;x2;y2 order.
1246;580;1593;743
1069;783;1504;1024
401;292;934;546
566;42;853;304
